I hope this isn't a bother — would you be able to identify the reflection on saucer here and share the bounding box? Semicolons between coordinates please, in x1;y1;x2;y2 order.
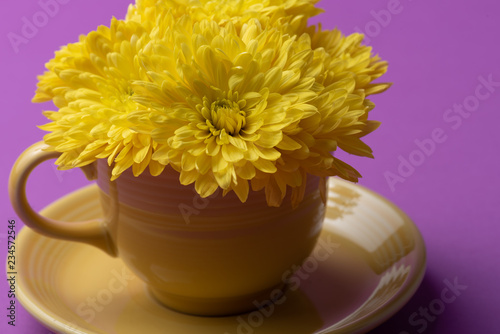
325;180;416;274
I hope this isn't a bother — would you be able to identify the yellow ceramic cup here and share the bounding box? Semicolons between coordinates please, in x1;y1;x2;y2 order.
9;142;327;316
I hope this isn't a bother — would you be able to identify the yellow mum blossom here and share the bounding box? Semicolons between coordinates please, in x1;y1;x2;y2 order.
292;25;391;177
250;28;391;206
126;13;389;206
126;0;323;35
34;18;166;178
33;1;390;207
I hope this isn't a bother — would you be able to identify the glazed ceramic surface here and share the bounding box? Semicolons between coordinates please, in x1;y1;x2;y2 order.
10;142;327;315
95;160;326;316
15;178;426;334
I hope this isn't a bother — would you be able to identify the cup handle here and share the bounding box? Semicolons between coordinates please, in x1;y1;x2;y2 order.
9;141;116;257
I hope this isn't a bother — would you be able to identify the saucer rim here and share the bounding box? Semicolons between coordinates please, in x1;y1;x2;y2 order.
317;180;427;334
14;181;426;334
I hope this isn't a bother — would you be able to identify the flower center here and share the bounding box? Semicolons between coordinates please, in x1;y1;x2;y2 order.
210;99;246;135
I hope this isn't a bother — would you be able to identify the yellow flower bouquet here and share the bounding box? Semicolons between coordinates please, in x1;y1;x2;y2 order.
9;0;395;317
33;0;390;207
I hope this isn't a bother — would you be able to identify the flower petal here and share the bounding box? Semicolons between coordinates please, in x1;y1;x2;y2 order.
222;144;244;163
195;173;219;197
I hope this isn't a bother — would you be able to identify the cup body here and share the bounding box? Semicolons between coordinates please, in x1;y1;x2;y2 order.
96;160;326;315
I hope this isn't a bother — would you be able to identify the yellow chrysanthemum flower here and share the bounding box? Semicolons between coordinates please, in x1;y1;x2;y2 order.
126;0;323;35
34;18;166;178
125;13;389;206
33;1;390;207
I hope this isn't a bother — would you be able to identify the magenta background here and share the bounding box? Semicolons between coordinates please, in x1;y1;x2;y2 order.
1;0;499;333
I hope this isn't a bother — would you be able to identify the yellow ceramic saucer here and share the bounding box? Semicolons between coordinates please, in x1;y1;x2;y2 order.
16;179;426;334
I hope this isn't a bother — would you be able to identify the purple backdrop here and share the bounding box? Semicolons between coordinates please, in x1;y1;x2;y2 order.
1;0;499;333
